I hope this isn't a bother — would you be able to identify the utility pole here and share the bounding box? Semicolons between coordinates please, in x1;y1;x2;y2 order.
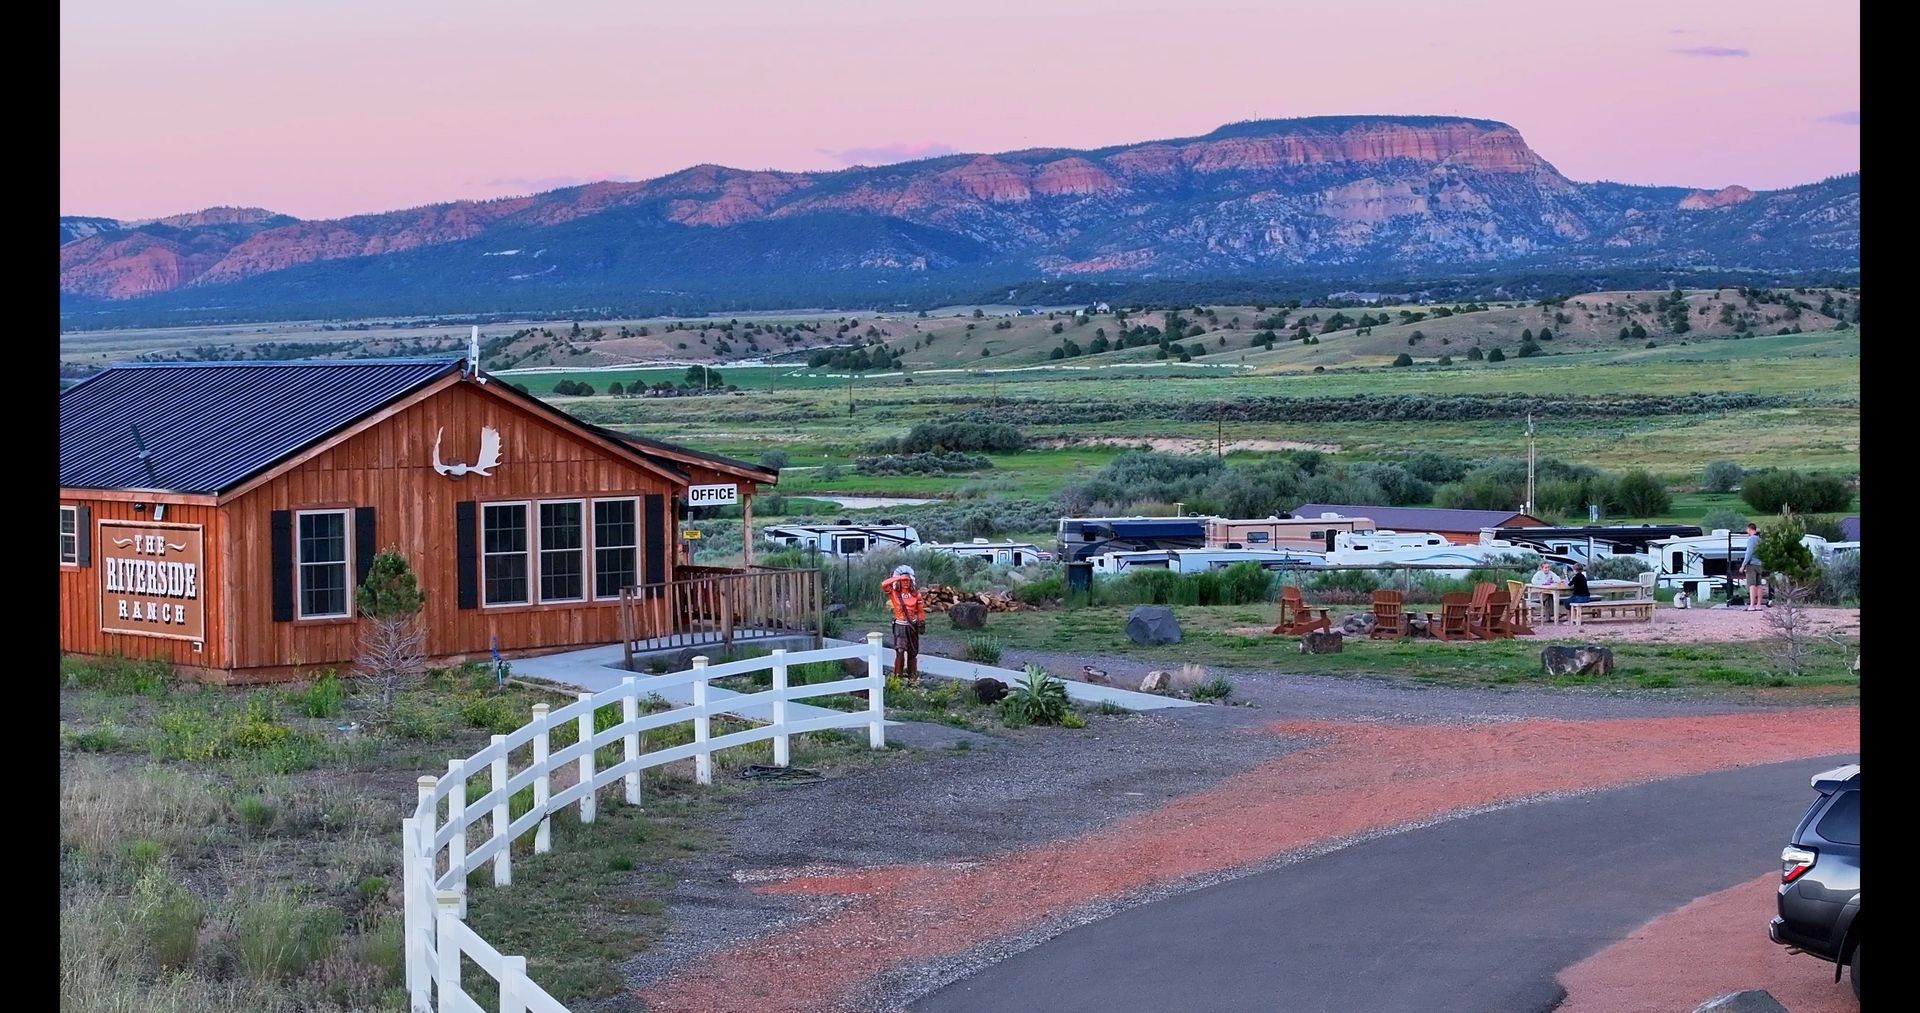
1216;410;1224;461
848;373;855;417
1525;413;1537;515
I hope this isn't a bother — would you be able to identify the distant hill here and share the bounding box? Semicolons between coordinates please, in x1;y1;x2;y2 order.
59;116;1859;323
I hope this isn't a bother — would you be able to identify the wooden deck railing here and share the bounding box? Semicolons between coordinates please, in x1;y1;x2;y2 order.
618;566;824;668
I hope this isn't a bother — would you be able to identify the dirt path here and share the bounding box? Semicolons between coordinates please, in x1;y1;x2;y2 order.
632;707;1858;1012
1557;872;1856;1012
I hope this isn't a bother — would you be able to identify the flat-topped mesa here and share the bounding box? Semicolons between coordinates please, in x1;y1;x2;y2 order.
1677;185;1757;210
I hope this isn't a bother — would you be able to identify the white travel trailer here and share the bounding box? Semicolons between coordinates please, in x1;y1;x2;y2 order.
920;539;1048;567
1325;530;1518;577
762;521;920;558
1090;547;1325;575
1648;528;1858;600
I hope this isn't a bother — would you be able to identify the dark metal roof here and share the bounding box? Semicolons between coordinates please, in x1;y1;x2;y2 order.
60;358;459;494
1291;503;1545;532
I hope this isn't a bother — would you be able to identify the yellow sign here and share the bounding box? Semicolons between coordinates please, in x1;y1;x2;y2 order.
98;520;206;641
682;529;702;540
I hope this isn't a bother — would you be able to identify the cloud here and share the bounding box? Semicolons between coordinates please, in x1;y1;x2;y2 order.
1674;46;1749;57
821;142;959;167
1819;110;1861;125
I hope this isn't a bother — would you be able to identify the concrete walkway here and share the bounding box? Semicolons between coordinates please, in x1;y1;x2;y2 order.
819;639;1201;712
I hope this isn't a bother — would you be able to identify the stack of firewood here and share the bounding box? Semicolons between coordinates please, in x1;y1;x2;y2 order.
919;585;1024;612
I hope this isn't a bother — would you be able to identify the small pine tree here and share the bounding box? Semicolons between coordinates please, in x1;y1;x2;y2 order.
357;549;427;713
1392;352;1414;367
1757;512;1819;585
1467;346;1484;361
1487;347;1506;362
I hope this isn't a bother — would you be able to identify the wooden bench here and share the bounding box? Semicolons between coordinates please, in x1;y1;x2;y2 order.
1569;599;1655;626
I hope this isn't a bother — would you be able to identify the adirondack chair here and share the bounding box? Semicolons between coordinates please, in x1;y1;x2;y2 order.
1474;590;1514;639
1467;581;1497;627
1505;579;1539;633
1369;588;1409;640
1274;585;1332;635
1430;591;1473;642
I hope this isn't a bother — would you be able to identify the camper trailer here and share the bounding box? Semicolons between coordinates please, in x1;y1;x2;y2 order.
1646;528;1853;601
763;521;920;558
1089;547;1324;575
1325;530;1516;577
1207;514;1375;552
1482;524;1700;568
920;538;1048;567
1057;515;1207;561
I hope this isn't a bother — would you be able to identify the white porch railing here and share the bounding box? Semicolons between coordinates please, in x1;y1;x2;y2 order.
402;633;888;1013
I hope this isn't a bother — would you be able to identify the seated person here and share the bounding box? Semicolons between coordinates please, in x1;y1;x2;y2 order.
1529;561;1560;587
1564;564;1593;604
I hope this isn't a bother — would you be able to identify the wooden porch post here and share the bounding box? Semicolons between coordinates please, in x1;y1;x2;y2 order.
743;490;755;568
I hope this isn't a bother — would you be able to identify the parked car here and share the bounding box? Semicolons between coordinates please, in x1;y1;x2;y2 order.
1769;763;1860;1000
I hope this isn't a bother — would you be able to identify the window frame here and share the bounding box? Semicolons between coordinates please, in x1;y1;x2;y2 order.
481;500;534;608
590;496;640;601
59;505;79;566
294;508;354;621
536;498;588;605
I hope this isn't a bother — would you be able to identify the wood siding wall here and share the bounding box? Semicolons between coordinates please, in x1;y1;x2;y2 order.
58;499;229;669
223;380;681;673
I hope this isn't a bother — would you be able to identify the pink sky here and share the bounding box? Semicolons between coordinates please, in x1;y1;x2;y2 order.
60;0;1858;221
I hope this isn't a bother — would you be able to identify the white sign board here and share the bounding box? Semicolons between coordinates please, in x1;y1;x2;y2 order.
687;484;739;507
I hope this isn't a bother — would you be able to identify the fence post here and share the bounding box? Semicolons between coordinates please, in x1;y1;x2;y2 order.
692;657;712;785
445;759;467;915
434;890;463;1013
622;676;642;805
498;953;529;1013
770;648;790;767
402;816;426;1011
866;631;886;749
489;734;510;887
530;704;551;854
576;692;596;824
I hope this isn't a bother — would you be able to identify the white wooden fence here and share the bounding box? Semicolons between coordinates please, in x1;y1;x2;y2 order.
402;633;888;1013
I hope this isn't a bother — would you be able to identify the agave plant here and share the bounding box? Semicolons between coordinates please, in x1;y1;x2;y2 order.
1002;663;1070;726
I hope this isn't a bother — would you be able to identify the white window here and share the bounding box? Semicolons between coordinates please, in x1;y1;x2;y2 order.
593;498;638;598
483;503;531;606
538;500;586;603
296;510;352;619
59;506;78;565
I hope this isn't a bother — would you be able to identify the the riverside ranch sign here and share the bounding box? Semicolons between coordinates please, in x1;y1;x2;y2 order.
98;520;205;641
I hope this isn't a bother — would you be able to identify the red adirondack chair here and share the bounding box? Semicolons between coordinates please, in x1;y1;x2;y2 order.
1369;588;1409;640
1274;585;1333;635
1430;591;1474;642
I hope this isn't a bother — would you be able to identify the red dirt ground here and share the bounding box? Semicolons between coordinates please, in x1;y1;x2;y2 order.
636;708;1859;1013
1558;872;1856;1013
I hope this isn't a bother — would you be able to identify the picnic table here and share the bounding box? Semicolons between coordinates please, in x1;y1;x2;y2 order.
1525;579;1643;624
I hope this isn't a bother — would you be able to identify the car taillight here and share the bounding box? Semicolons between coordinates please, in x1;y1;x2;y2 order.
1781;845;1818;883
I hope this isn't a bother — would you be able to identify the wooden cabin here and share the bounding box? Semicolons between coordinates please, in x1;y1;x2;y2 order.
58;358;777;683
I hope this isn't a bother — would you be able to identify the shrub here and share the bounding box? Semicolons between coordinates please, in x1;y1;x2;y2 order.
64;723;127;752
1612;470;1672;517
1739;470;1851;514
963;636;1004;664
1817;551;1861;605
1001;665;1070;726
1588;556;1651;581
759;450;791;472
1757;515;1820;585
1798;515;1849;542
61;655;170;695
874;422;1027;454
234;794;278;835
1015;573;1065;605
1391;353;1414;367
1702;459;1745;493
237;892;343;981
293;671;345;719
130;866;202;970
1190;675;1234;702
1701;508;1748;533
1059;710;1087;729
1486;348;1506;362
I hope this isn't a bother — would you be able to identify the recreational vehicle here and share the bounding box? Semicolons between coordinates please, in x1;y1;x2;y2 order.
763;521;920;558
1090;547;1325;575
1325;530;1519;577
920;539;1048;567
1481;524;1702;568
1207;514;1375;552
1057;515;1207;561
1646;528;1856;600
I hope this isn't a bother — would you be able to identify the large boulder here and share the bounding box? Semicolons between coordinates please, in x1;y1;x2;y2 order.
972;678;1008;704
1299;630;1345;654
1125;606;1183;646
1692;991;1788;1013
1541;644;1615;677
948;602;988;630
1139;670;1173;694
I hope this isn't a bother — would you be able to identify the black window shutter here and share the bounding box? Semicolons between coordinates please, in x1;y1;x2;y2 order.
75;506;92;567
643;494;666;595
456;500;478;609
270;510;294;622
354;507;377;590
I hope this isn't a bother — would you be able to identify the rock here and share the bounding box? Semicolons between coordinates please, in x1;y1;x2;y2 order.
972;678;1008;704
1337;612;1377;637
1124;606;1183;646
1081;666;1111;686
1692;990;1788;1013
825;603;849;617
1299;630;1345;654
1541;644;1615;677
1139;671;1173;694
1407;616;1430;636
948;602;988;630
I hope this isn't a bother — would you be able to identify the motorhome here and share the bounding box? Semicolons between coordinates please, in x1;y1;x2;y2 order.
1057;515;1207;561
763;521;920;558
1207;514;1375;552
1325;530;1520;577
1482;524;1701;568
1090;547;1325;575
920;538;1048;567
1646;528;1856;600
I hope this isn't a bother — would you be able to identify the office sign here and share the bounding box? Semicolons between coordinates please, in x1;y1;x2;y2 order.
687;484;739;507
98;520;206;641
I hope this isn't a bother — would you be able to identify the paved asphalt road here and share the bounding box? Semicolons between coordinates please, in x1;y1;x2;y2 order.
914;756;1856;1013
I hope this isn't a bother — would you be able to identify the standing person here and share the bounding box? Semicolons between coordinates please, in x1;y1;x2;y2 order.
1741;522;1767;611
1565;564;1593;604
880;564;927;682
